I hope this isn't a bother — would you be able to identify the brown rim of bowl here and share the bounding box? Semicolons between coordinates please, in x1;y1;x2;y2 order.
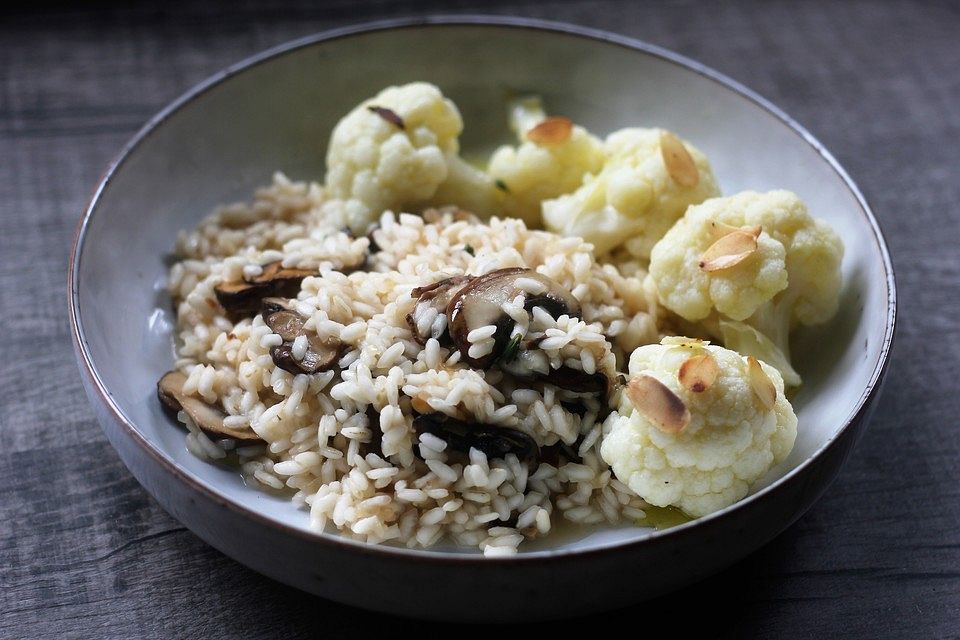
68;15;897;564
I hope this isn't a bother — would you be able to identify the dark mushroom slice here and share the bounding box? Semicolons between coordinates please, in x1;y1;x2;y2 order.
260;297;305;341
560;399;589;417
365;224;381;254
214;261;318;320
539;440;582;467
270;335;343;375
260;298;344;375
499;344;610;394
359;406;384;458
535;366;609;394
157;370;261;441
213;281;272;320
405;275;473;345
247;261;317;292
412;412;539;468
446;268;581;368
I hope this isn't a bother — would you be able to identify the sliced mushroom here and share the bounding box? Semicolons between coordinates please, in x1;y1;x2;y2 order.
500;348;610;394
270;337;342;375
213;281;275;320
540;439;582;466
413;413;539;467
215;261;318;319
447;268;581;368
261;298;343;375
260;297;305;341
366;224;382;254
405;275;473;345
538;366;609;394
405;269;604;393
157;371;261;441
360;407;384;458
560;399;589;417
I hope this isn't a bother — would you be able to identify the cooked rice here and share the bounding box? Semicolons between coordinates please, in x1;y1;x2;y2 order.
168;173;664;555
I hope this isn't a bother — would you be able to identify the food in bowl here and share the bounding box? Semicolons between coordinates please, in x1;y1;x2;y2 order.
158;82;843;555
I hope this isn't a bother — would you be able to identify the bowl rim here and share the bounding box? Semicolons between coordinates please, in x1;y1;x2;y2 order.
68;15;897;564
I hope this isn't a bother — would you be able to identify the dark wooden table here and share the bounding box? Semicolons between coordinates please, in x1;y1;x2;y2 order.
2;1;958;636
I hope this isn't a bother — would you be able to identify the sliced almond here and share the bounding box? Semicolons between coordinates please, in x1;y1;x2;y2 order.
699;229;759;272
708;220;761;242
678;353;720;393
526;116;573;144
367;105;405;129
747;356;777;410
626;374;691;434
660;131;699;187
708;220;740;240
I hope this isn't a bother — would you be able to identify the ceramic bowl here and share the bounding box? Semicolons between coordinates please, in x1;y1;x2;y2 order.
69;17;896;622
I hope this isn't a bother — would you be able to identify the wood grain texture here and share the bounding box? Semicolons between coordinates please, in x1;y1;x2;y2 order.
1;0;958;637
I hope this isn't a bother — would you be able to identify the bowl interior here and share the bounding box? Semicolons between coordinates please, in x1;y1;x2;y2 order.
73;22;892;554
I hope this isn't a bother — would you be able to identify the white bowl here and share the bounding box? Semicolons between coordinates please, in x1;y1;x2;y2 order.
69;17;896;622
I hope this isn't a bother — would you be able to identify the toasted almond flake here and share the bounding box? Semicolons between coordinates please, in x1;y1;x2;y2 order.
626;374;691;434
678;353;720;393
708;221;761;242
747;356;777;409
660;131;699;187
367;105;405;129
526;116;573;144
699;229;759;272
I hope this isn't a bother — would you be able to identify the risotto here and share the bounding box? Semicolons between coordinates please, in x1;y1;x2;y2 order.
158;82;838;555
165;181;659;555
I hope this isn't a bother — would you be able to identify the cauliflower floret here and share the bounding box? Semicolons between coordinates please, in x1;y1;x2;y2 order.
650;201;789;322
487;98;604;226
325;82;488;232
600;338;797;518
649;190;843;385
543;127;720;256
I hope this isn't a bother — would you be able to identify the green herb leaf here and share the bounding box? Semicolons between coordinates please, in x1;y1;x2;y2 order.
464;244;475;256
494;179;510;193
500;335;522;364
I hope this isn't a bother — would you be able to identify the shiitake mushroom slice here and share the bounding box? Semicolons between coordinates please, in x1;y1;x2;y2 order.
214;261;318;320
412;412;539;468
446;268;580;368
405;275;473;345
261;297;344;375
157;370;261;441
